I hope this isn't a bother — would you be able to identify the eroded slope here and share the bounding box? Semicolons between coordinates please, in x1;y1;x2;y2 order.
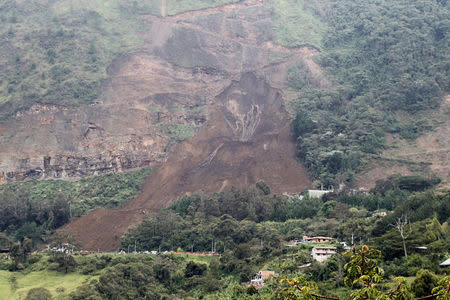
66;73;311;251
0;0;320;184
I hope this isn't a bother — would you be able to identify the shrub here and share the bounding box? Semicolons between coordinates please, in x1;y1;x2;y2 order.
25;287;52;300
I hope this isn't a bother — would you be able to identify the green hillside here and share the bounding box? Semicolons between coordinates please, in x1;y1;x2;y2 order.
0;0;148;121
287;0;449;186
0;168;151;243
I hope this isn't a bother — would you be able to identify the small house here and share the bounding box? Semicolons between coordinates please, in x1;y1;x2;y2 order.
250;270;275;286
302;236;335;243
440;258;450;268
311;246;336;262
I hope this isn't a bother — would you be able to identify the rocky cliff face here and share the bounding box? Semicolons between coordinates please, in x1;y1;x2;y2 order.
0;0;322;184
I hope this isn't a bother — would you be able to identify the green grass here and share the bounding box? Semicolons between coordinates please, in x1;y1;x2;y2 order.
0;270;92;300
266;0;325;49
165;123;195;142
166;0;239;15
170;253;216;265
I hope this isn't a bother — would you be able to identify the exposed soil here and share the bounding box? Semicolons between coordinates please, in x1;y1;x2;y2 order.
62;0;319;251
66;73;311;251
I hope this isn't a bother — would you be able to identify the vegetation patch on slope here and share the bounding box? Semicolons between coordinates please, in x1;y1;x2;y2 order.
0;182;448;299
0;168;151;243
0;0;148;122
267;0;326;49
166;0;240;15
288;0;449;186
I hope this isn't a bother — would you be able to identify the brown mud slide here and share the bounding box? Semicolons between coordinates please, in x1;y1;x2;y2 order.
0;0;322;251
66;73;311;251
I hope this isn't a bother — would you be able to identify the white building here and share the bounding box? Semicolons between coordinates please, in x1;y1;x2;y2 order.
311;246;336;262
250;271;275;286
307;190;332;199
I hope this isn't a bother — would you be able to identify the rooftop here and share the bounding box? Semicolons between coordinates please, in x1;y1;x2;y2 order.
440;258;450;267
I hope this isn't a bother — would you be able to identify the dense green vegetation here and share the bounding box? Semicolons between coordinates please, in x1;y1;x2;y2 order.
117;183;449;299
0;179;447;299
287;0;449;186
1;247;447;299
121;182;449;257
0;168;151;244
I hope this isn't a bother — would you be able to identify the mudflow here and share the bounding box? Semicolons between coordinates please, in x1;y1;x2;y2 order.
2;0;323;250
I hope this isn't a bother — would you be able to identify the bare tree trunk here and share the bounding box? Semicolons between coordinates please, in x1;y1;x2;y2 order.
392;215;411;258
402;238;407;258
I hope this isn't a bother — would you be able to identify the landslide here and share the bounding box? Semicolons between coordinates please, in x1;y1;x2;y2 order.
66;73;311;251
64;0;317;251
0;0;322;183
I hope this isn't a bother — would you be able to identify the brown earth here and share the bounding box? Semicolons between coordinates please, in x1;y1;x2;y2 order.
0;0;322;183
66;73;311;251
61;1;318;251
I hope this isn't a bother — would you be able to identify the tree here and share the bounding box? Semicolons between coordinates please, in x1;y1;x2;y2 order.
431;276;450;300
293;110;315;138
10;237;33;269
278;277;326;300
277;246;414;299
344;246;384;289
185;261;207;278
392;215;412;258
0;233;11;248
256;181;271;195
49;230;79;273
411;269;439;298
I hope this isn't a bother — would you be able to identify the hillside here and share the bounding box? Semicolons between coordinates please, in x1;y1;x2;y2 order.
0;0;322;184
0;0;448;251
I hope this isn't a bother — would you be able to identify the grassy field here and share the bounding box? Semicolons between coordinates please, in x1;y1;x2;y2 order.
266;0;325;49
0;270;92;300
0;252;212;299
165;0;239;15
